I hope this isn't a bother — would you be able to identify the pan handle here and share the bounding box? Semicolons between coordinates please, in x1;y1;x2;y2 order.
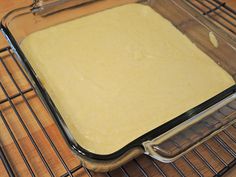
33;0;97;16
143;93;236;163
32;0;146;16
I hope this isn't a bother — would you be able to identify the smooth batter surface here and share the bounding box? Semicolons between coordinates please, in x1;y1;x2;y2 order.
20;4;235;154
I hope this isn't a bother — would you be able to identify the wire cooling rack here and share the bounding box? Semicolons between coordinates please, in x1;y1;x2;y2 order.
185;0;236;35
1;0;236;176
0;46;236;177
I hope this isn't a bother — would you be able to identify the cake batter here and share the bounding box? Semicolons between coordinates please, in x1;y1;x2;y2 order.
20;4;235;154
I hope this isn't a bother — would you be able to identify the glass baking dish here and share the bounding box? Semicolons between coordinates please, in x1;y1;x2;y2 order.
1;0;236;172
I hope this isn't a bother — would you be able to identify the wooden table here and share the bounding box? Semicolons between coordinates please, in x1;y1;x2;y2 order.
0;1;236;177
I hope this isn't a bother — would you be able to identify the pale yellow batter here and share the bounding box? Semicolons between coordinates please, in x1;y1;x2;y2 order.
20;4;235;154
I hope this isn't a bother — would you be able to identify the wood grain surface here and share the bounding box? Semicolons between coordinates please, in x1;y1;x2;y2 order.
0;0;236;177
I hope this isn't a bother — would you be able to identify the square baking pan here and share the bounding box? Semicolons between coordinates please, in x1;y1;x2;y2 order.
1;0;236;172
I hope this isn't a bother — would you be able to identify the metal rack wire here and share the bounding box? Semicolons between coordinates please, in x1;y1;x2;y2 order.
185;0;236;35
1;0;236;176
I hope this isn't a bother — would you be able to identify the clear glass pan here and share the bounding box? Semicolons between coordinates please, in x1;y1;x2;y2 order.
1;0;236;172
